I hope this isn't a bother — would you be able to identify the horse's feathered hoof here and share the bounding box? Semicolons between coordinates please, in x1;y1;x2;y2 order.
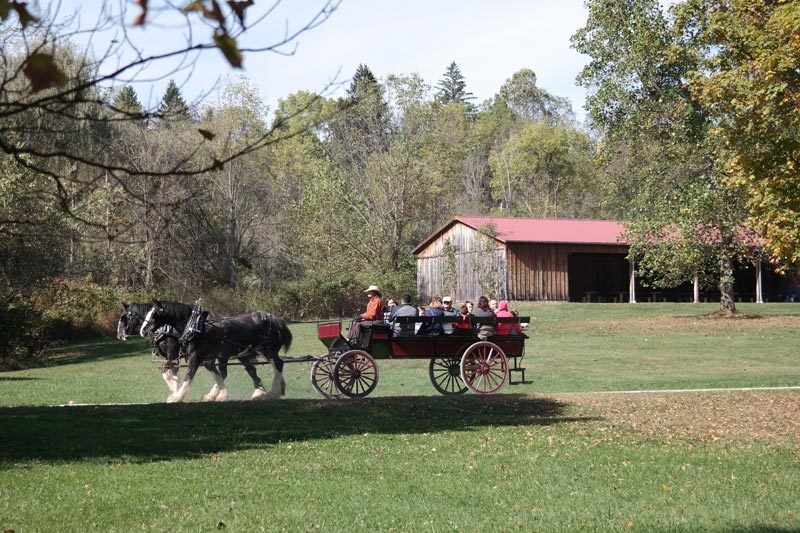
251;387;268;400
167;394;182;403
215;389;229;402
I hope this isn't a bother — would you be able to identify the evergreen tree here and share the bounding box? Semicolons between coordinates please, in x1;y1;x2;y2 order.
332;64;390;153
346;64;381;101
113;85;143;115
159;79;190;121
436;61;476;112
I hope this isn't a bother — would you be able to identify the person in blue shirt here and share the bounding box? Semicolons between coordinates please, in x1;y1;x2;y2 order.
417;296;444;335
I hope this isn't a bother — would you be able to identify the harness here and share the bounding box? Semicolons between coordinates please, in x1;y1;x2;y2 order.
150;324;181;373
151;324;179;350
178;305;277;360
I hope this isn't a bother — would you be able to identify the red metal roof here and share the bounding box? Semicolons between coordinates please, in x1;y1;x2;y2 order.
413;217;628;254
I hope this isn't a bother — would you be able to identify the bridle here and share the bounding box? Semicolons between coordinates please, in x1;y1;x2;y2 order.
118;310;143;340
139;306;166;338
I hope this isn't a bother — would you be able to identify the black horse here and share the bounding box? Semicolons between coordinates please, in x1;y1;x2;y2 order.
143;300;292;403
120;300;240;401
118;302;184;394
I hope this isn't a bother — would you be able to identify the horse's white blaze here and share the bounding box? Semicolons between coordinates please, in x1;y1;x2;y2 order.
168;379;191;403
140;308;156;338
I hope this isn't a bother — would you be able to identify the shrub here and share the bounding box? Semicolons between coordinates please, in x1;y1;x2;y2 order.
29;277;122;338
0;297;56;367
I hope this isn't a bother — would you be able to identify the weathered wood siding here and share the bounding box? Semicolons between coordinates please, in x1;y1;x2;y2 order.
506;243;629;300
416;222;631;302
416;223;506;302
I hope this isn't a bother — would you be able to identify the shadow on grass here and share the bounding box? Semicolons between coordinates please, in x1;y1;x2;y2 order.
40;337;150;367
0;394;589;465
0;376;43;381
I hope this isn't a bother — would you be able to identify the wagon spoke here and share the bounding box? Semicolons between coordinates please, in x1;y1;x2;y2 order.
333;350;378;399
311;355;343;399
460;342;508;395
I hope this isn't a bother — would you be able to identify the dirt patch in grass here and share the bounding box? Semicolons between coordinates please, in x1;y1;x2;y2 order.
556;390;800;445
548;314;800;335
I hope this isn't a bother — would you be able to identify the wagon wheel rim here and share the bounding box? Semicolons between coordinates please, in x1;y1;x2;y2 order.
460;341;508;394
310;354;343;399
429;357;467;395
333;350;379;398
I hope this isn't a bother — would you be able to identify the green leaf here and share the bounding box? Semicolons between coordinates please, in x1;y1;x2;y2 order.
213;32;243;68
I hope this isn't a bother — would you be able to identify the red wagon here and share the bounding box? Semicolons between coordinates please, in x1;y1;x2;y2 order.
310;315;530;399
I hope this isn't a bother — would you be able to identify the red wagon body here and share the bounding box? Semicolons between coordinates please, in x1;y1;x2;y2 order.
311;315;529;399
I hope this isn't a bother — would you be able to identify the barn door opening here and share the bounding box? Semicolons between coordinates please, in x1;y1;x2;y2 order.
568;253;630;302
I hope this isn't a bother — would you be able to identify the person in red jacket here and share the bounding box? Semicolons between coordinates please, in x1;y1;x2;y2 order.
348;285;385;345
495;300;522;335
453;304;472;334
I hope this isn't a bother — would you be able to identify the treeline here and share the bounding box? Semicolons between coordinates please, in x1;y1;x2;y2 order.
1;57;614;361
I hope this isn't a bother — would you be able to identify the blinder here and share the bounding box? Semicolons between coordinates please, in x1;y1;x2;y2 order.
180;302;208;345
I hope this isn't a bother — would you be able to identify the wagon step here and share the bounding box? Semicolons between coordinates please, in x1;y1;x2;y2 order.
508;366;532;385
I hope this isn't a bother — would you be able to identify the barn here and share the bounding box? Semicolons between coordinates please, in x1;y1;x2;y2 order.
412;216;793;303
413;217;633;303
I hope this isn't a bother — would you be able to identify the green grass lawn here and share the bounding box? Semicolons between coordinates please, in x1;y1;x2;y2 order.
1;303;799;531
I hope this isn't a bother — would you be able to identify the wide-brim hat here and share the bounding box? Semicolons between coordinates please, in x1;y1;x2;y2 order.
363;285;382;296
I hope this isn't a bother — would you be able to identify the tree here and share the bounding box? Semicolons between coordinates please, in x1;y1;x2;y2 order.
305;74;449;294
435;61;476;113
0;0;341;227
159;80;191;122
572;0;753;314
113;86;143;116
497;68;573;124
347;64;381;101
488;122;596;217
677;0;800;269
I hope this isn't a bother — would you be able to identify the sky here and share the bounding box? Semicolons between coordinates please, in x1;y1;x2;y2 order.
54;0;592;122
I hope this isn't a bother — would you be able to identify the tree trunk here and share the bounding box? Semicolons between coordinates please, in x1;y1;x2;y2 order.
719;255;736;315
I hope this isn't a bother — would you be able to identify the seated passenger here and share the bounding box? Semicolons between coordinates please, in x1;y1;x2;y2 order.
441;296;457;334
495;300;522;335
389;294;417;336
415;306;426;333
452;304;472;334
473;295;495;340
417;296;444;335
347;285;385;344
383;298;396;322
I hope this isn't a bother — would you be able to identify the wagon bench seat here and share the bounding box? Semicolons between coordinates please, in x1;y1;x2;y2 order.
390;316;528;358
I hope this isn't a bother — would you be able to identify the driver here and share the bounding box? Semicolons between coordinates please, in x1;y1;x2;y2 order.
347;285;385;345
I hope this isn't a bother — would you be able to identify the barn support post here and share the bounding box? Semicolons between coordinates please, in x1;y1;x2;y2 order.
628;260;637;303
756;260;763;304
693;272;700;303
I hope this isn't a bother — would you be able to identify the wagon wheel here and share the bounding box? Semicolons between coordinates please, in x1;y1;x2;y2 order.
310;354;344;399
333;350;379;398
460;341;508;394
429;357;468;395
